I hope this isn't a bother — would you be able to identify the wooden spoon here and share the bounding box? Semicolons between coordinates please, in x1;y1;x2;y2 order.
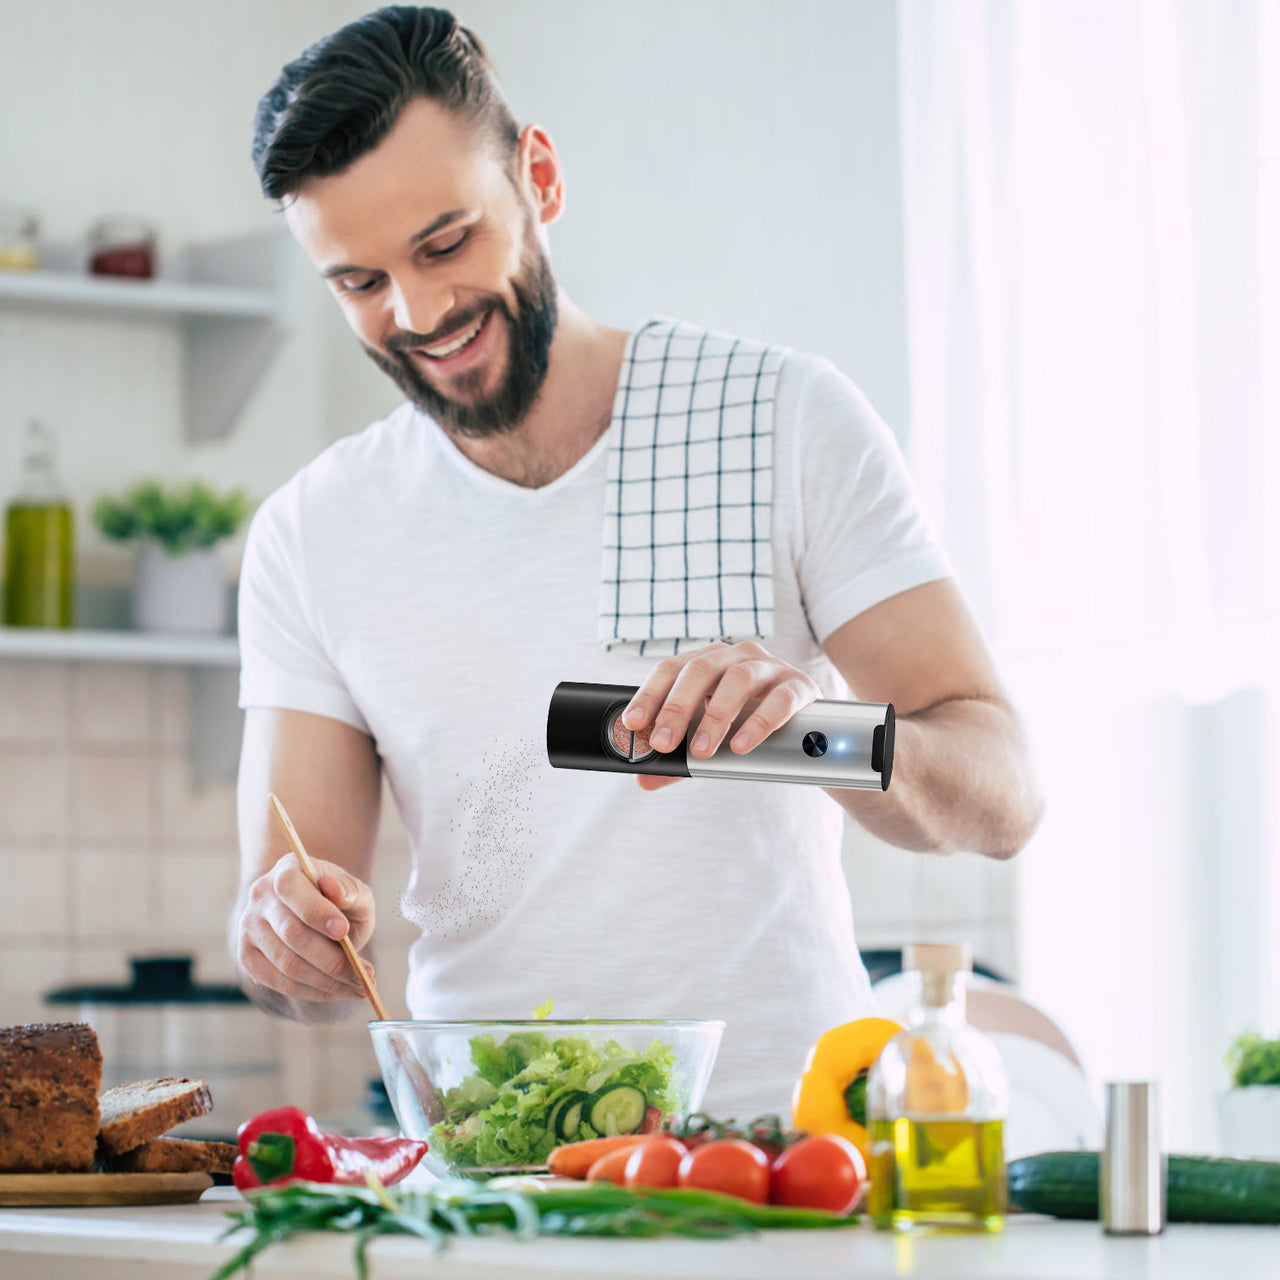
266;792;443;1127
267;792;389;1021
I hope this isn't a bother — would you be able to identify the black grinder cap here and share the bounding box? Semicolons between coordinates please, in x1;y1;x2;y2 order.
546;681;690;777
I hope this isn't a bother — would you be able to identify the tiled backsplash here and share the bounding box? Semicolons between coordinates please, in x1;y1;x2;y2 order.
0;656;1017;1125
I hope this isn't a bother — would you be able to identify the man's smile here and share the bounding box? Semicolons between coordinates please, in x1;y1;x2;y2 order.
408;307;496;369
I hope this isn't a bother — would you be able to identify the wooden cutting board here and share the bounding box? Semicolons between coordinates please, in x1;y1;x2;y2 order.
0;1171;212;1206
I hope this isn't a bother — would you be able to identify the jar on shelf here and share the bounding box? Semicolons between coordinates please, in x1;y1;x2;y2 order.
88;215;157;278
0;205;40;271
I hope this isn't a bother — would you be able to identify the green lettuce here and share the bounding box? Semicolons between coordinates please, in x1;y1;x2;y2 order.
428;1031;680;1169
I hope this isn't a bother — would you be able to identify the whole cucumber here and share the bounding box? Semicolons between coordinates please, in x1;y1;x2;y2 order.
1009;1151;1280;1224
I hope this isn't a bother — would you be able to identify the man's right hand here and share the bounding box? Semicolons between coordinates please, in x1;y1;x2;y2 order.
235;852;376;1003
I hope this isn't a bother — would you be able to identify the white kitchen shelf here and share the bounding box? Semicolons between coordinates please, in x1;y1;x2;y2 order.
0;269;276;320
0;625;238;666
0;230;297;440
0;624;243;784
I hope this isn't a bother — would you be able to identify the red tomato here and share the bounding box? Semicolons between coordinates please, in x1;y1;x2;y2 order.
677;1138;771;1203
768;1133;866;1214
624;1136;688;1189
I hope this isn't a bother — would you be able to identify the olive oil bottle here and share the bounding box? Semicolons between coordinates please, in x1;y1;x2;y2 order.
866;943;1009;1231
4;420;75;627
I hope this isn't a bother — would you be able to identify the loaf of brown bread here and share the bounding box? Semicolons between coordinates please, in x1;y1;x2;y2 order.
97;1077;213;1156
106;1136;236;1175
0;1023;103;1172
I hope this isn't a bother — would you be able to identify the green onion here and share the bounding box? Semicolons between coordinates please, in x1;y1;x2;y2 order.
210;1179;859;1279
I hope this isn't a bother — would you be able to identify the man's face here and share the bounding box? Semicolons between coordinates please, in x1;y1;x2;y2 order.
284;97;558;437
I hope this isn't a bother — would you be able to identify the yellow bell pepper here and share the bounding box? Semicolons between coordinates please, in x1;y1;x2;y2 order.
791;1016;903;1164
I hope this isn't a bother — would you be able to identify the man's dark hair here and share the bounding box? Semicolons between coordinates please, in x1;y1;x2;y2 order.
252;6;519;200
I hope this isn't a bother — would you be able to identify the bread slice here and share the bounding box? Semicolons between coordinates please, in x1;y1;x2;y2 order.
97;1077;213;1156
107;1136;237;1175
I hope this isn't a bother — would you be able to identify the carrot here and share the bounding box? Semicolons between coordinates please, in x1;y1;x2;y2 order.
586;1145;636;1185
547;1135;648;1180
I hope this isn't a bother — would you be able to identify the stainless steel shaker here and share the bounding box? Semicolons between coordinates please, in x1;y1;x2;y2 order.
1101;1081;1166;1235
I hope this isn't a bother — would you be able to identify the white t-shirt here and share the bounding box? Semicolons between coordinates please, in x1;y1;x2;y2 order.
238;340;954;1116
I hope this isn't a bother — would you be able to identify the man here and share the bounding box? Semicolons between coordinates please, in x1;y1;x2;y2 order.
232;5;1043;1115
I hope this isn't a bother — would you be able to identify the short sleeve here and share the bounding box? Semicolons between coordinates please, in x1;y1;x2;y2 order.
237;481;371;735
788;357;955;643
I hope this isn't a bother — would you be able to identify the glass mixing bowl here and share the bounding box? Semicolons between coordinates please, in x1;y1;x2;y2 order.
369;1018;723;1178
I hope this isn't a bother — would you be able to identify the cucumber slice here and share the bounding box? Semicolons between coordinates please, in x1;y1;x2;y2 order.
548;1090;587;1140
558;1097;585;1139
586;1084;647;1136
544;1096;571;1136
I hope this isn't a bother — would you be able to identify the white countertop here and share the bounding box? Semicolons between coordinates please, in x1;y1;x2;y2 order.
1;1188;1277;1280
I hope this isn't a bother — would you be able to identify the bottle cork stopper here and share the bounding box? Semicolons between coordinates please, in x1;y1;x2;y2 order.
903;942;973;975
904;943;973;1007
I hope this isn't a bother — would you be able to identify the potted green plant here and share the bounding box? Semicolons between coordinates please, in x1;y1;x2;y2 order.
1217;1029;1280;1158
93;479;253;634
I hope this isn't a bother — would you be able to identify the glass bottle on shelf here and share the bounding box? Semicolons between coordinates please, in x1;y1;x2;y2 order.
0;205;40;271
866;942;1008;1232
4;420;75;628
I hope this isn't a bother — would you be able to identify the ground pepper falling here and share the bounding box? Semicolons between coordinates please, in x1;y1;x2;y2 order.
399;737;544;937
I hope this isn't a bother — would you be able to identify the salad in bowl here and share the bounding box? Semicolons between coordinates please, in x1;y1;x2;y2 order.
369;1015;723;1177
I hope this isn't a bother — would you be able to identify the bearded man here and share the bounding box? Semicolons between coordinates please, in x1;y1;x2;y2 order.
231;5;1043;1117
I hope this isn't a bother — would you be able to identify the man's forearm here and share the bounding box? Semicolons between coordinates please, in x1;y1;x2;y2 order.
832;697;1044;859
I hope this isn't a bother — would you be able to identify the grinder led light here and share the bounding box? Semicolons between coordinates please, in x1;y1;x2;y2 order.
546;681;894;790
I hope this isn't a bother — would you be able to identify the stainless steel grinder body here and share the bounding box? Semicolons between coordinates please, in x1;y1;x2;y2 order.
546;681;894;790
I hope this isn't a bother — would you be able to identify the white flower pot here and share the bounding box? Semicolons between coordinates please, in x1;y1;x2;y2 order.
132;545;229;634
1216;1086;1280;1158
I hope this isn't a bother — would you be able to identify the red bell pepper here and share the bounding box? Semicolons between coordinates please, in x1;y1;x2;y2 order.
232;1106;428;1192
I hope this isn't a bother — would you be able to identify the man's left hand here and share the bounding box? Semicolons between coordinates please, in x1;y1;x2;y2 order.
620;640;821;791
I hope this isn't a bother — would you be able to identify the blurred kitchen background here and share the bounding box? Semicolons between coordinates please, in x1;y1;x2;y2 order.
0;0;1276;1151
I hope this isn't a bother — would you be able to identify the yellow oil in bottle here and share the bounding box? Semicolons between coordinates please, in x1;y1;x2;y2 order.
868;1116;1006;1231
4;421;75;628
4;501;75;627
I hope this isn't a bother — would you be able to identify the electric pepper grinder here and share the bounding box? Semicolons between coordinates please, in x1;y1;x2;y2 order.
546;681;894;790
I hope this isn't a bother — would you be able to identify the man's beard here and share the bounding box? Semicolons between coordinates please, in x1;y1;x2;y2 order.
363;229;558;439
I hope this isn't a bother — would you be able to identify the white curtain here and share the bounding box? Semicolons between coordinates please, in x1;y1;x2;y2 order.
897;0;1279;1150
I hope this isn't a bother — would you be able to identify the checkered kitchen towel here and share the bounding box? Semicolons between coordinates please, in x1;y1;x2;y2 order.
599;317;788;655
